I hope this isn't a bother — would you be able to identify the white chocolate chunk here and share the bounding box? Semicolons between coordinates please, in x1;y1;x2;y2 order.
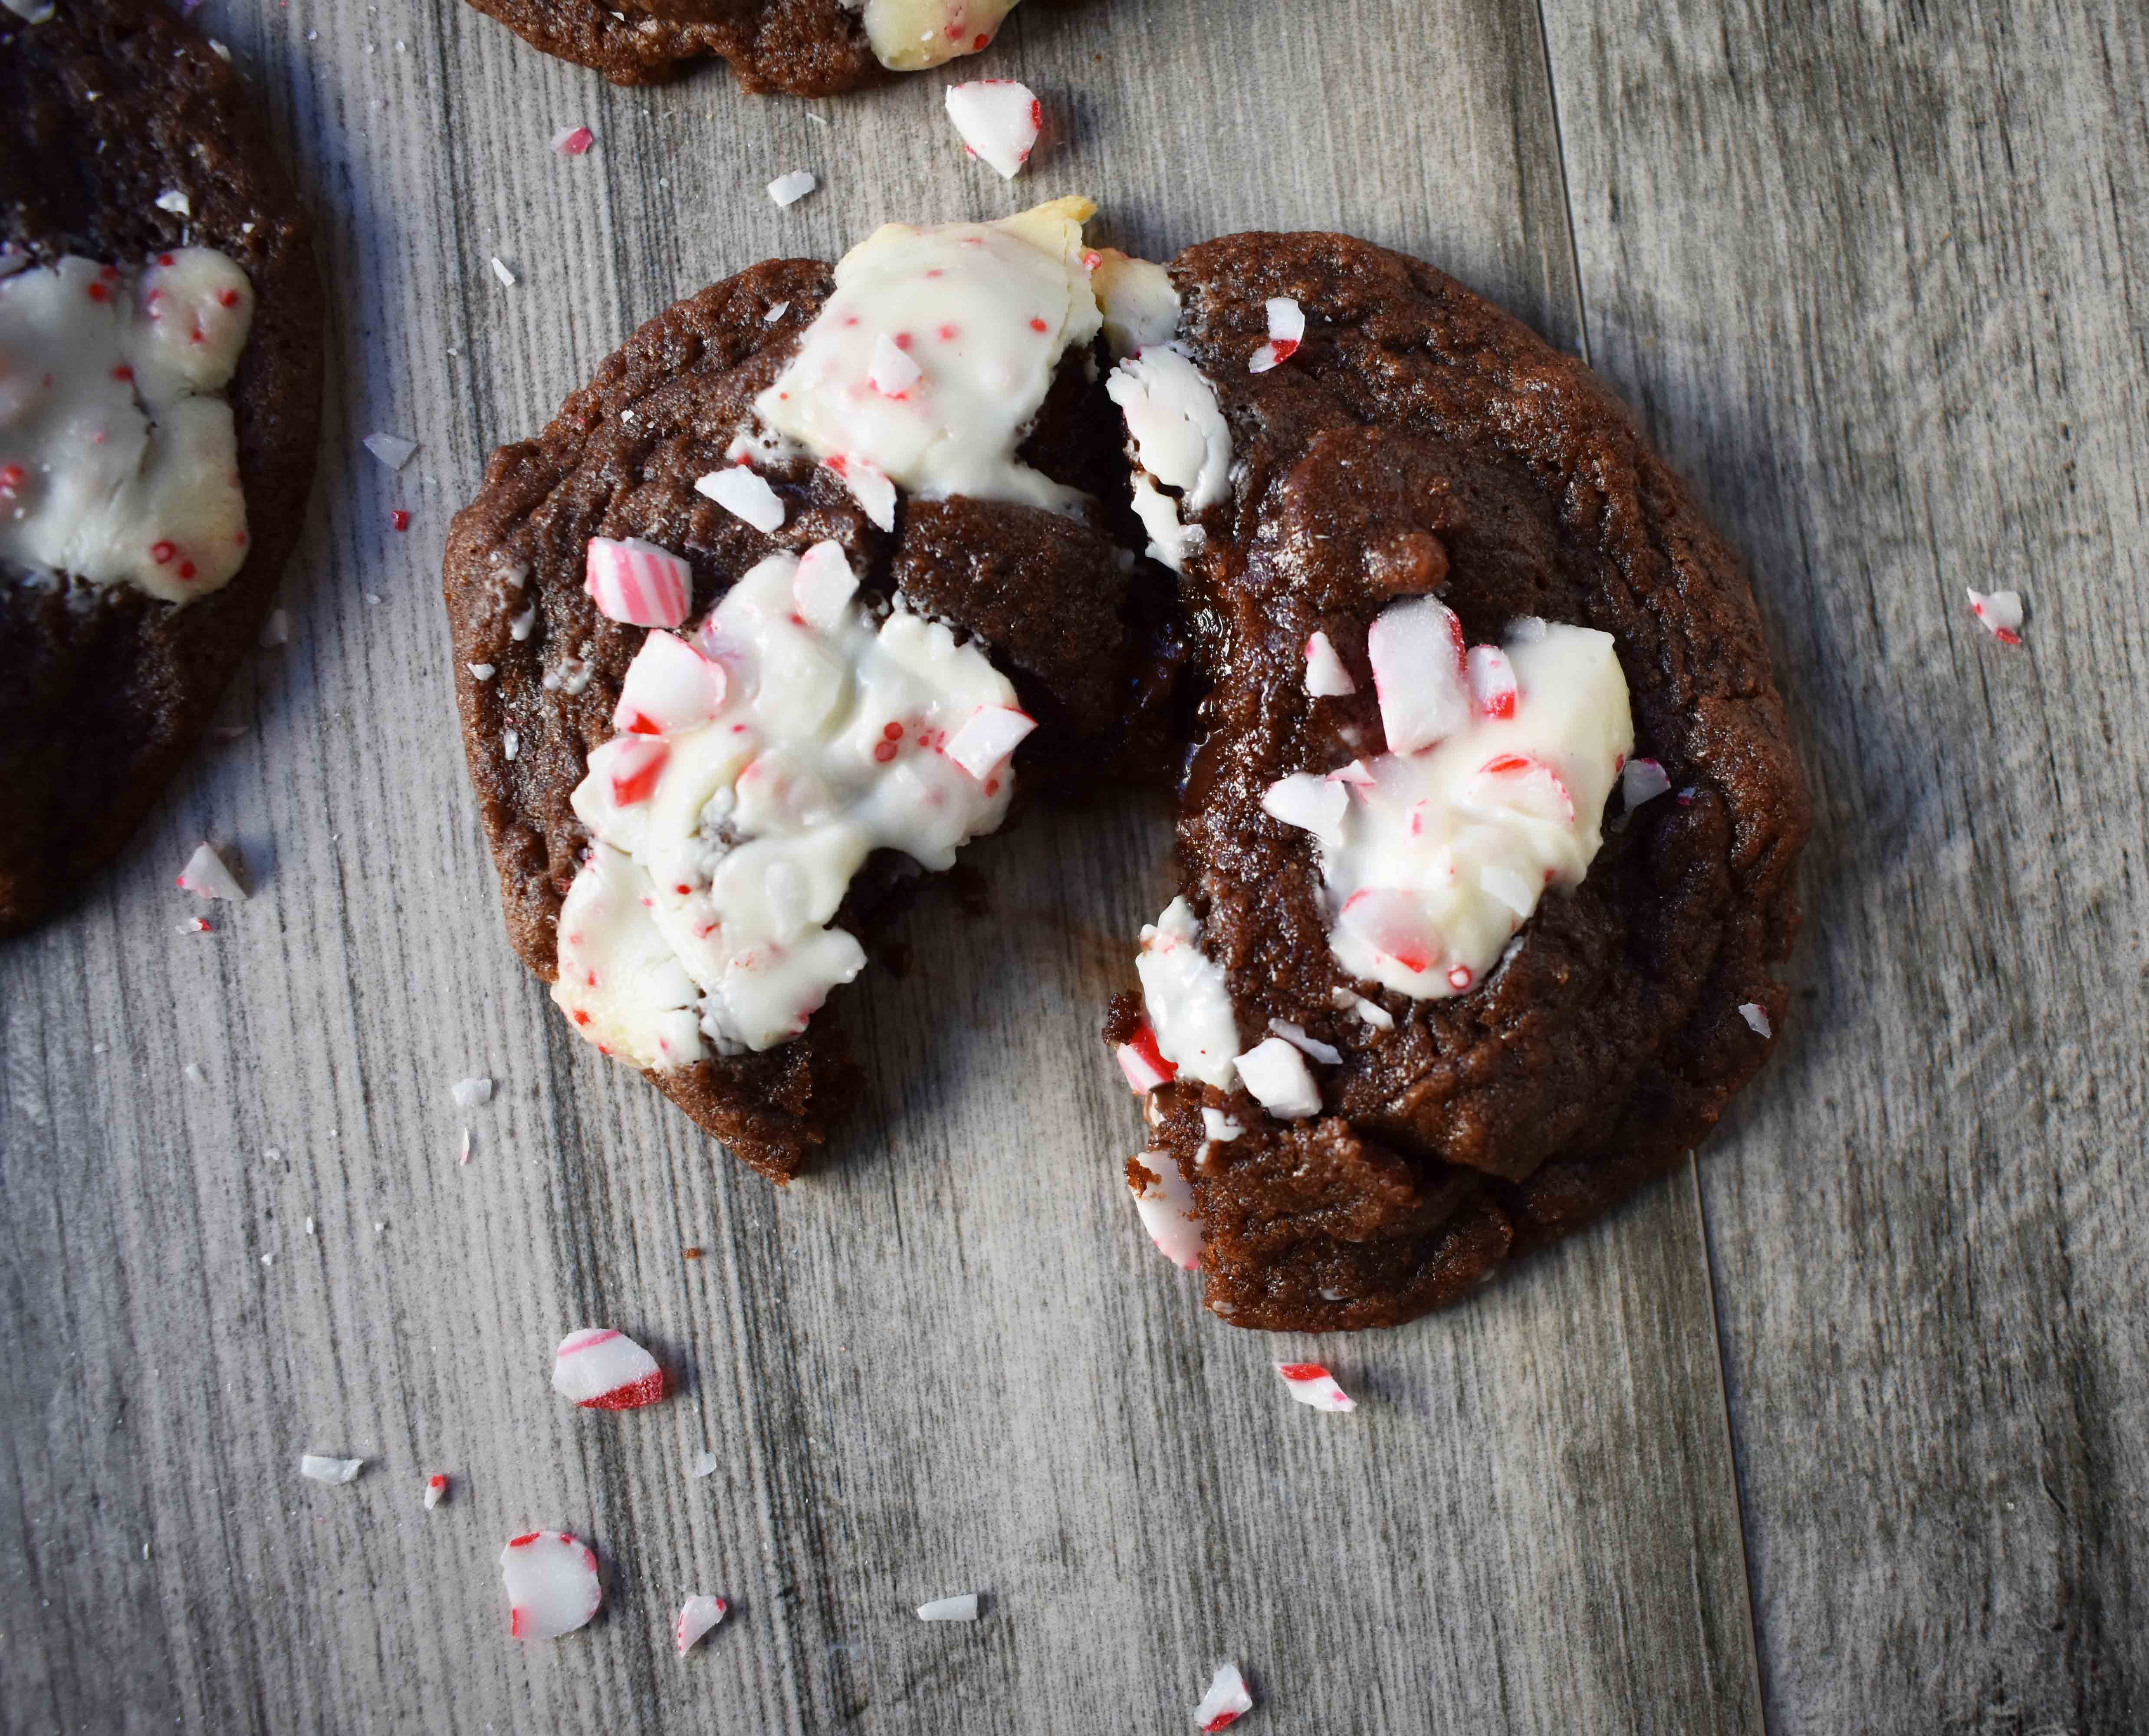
1134;897;1239;1091
850;0;1019;71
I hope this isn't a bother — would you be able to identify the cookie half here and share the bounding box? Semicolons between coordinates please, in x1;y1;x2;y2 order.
444;200;1173;1180
1105;233;1809;1330
462;0;1038;92
0;0;325;937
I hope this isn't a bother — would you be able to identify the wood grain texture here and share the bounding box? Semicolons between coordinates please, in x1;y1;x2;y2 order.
1541;0;2149;1729
3;0;1777;1730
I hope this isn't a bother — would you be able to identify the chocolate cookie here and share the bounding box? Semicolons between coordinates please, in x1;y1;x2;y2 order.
0;0;325;938
443;207;1168;1181
462;0;1048;93
1113;233;1809;1330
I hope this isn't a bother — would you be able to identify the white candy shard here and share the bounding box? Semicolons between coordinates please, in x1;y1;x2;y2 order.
868;332;923;398
1135;898;1240;1090
2;0;57;23
364;431;417;471
502;1530;603;1641
175;841;245;901
552;1327;667;1410
1275;1361;1357;1412
791;540;858;631
614;632;727;736
695;465;787;533
490;256;517;289
825;454;897;531
1966;586;2024;644
1091;250;1181;355
944;79;1040;179
300;1454;363;1484
258;607;289;647
1261;771;1348;847
944;704;1035;779
1130;1147;1202;1269
1622;756;1672;809
585;535;692;627
1235;1036;1321;1121
450;1076;493;1108
155;189;191;217
1200;1108;1243;1143
1194;1662;1255;1730
1367;594;1469;755
767;170;818;207
1738;1001;1773;1038
1267;1018;1341;1065
917;1592;981;1621
675;1595;729;1656
691;1450;720;1480
424;1473;449;1509
1304;629;1355;697
1331;984;1394;1029
1249;293;1306;374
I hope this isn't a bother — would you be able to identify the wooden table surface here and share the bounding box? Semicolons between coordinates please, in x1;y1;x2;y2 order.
4;0;2146;1730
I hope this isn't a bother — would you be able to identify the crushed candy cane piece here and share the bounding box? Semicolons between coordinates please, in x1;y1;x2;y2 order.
691;1449;719;1479
363;431;417;471
867;332;923;398
458;1128;472;1164
1235;1035;1321;1120
551;124;595;157
177;917;212;934
1331;984;1394;1029
1115;1018;1177;1093
3;0;57;23
1262;771;1348;846
696;464;786;533
451;1076;494;1108
676;1595;729;1656
1738;1001;1773;1038
501;1530;602;1641
1201;1108;1243;1143
1467;644;1518;719
258;607;289;647
490;256;517;289
1368;594;1469;753
944;80;1041;180
1194;1662;1254;1731
585;535;692;627
1267;1018;1341;1065
791;539;858;631
916;1592;980;1621
767;170;818;207
1966;587;2024;644
468;662;496;681
1303;629;1355;697
300;1454;364;1484
175;841;245;901
1249;295;1305;373
1622;757;1672;809
822;453;896;531
155;188;191;217
945;704;1035;779
763;301;790;324
1129;1150;1201;1269
1275;1361;1357;1411
614;632;726;736
552;1327;667;1410
424;1473;449;1510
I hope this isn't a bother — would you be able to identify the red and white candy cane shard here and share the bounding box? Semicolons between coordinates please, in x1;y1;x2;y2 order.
1115;1018;1177;1093
1464;753;1575;825
868;332;923;398
1368;594;1469;753
945;704;1035;779
1966;586;2025;644
175;841;246;901
551;124;595;156
1193;1662;1255;1731
1622;756;1672;809
584;536;691;628
1275;1362;1357;1412
1738;1001;1773;1038
614;631;727;736
1129;1150;1202;1271
424;1473;449;1510
791;540;859;632
1466;643;1518;719
674;1595;728;1657
823;453;896;532
501;1530;603;1641
943;79;1042;180
1249;294;1306;373
595;734;670;808
1303;629;1355;697
552;1327;667;1410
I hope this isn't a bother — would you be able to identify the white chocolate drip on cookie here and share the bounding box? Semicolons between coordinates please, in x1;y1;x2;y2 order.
0;250;253;604
553;544;1032;1065
1290;610;1634;1002
754;197;1101;521
844;0;1020;72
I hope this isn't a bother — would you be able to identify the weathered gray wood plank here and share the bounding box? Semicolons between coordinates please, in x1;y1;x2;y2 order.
1541;0;2149;1728
0;0;1763;1730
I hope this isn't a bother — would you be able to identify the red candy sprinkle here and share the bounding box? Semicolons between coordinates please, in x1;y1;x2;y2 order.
391;509;411;532
1028;316;1048;332
150;540;175;564
0;465;23;493
217;288;240;308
